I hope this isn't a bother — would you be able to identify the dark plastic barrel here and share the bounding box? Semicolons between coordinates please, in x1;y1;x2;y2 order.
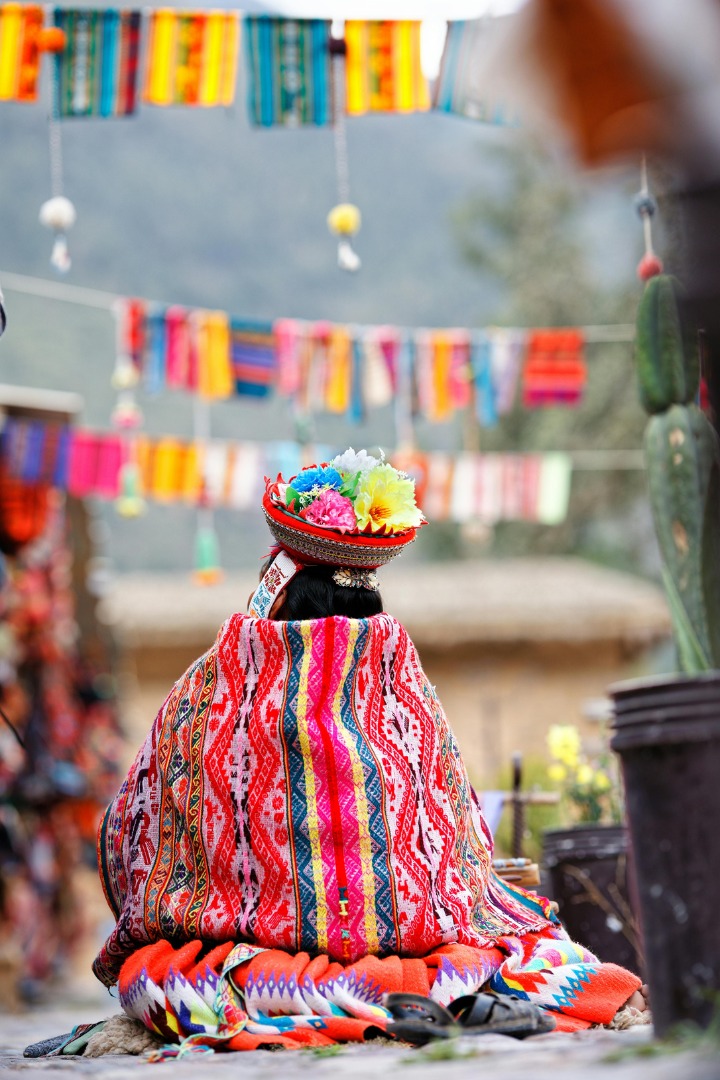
543;825;642;975
610;672;720;1036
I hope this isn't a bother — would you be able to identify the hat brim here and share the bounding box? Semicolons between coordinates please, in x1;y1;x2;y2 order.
263;492;416;569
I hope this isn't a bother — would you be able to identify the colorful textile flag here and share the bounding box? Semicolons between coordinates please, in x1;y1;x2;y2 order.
0;3;44;102
52;8;141;117
244;16;332;127
230;319;276;397
345;20;429;115
143;9;239;107
434;18;519;124
522;329;587;407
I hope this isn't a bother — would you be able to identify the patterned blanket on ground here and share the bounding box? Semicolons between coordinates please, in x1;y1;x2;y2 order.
118;930;639;1053
95;613;560;986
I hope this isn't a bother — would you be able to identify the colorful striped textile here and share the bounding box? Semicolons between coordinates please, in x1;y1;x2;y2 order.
52;8;141;118
0;3;44;102
94;613;563;987
522;329;587;406
244;16;332;127
434;18;519;124
229;319;276;397
345;20;430;115
116;927;639;1052
143;9;239;107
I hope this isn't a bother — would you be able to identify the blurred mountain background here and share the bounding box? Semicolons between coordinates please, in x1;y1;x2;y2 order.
0;49;659;576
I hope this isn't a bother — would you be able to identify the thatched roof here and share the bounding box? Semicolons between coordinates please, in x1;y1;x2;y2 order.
99;558;670;652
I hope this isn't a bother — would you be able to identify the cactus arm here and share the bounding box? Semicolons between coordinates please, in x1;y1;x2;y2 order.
644;405;714;668
660;563;712;673
636;276;697;414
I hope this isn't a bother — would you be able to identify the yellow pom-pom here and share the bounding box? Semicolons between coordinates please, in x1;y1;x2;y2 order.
327;203;361;237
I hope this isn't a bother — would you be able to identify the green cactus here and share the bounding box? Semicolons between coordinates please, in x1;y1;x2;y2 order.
636;274;720;672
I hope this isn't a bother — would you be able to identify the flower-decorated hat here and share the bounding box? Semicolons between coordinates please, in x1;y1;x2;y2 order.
249;448;426;617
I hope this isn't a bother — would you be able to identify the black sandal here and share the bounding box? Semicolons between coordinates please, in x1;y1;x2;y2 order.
385;992;555;1045
23;1022;107;1058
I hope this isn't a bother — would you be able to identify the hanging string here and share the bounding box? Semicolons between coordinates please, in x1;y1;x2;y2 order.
193;398;222;585
327;25;361;272
39;44;76;274
635;156;663;281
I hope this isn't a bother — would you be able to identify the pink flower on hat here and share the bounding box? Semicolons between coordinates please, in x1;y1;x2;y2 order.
301;489;357;532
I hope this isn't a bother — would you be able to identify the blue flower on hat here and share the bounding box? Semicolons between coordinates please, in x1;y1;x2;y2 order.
291;465;343;494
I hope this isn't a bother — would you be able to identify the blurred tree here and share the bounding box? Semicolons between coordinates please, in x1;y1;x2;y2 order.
448;136;656;575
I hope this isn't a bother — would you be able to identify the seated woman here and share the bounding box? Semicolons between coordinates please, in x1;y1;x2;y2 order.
93;451;645;1052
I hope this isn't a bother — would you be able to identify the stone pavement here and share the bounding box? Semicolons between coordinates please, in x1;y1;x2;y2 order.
1;986;719;1080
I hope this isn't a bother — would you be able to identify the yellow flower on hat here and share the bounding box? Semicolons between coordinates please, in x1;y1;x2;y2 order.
354;464;425;534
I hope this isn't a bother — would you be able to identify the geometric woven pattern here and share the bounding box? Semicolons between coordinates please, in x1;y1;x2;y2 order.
94;614;559;986
116;930;641;1052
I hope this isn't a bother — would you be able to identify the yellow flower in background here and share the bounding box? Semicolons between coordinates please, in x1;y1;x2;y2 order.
353;464;425;534
576;763;595;786
547;724;581;768
548;763;567;783
594;770;612;792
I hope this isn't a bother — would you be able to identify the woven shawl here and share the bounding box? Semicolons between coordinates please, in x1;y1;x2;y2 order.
94;613;554;986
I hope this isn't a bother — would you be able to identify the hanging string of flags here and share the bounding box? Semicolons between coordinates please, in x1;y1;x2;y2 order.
110;297;590;425
0;415;574;527
0;5;512;127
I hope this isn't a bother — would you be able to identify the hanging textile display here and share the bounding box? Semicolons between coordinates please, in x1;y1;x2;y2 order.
229;318;276;397
0;419;576;525
522;329;587;406
344;20;430;115
0;2;44;101
244;15;332;127
52;8;141;117
143;8;239;107
417;451;572;526
434;18;518;125
103;293;601;421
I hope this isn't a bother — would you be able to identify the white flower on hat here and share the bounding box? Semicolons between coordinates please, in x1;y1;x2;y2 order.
332;447;384;479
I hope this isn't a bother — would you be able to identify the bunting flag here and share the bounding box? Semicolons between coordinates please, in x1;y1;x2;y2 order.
244;16;332;127
345;20;430;115
416;450;572;526
107;295;595;421
0;419;573;525
52;8;141;117
434;18;519;125
522;329;587;407
143;9;239;107
230;318;276;397
0;3;44;102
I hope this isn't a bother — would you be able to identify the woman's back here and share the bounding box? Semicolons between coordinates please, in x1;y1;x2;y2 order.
94;612;552;986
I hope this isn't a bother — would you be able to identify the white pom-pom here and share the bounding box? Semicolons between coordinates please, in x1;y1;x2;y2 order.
50;234;71;273
39;196;77;232
337;238;361;273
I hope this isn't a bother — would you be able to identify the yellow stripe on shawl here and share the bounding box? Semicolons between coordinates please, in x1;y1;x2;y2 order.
218;12;239;106
0;4;22;100
325;328;351;413
330;621;380;953
344;20;367;116
145;9;175;105
297;622;328;951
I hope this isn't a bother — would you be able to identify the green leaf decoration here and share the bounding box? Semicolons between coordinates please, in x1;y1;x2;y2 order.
339;471;361;501
285;486;301;512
